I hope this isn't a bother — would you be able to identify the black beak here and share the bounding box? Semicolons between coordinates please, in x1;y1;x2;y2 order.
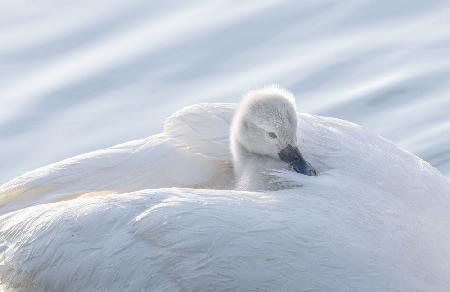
278;144;317;176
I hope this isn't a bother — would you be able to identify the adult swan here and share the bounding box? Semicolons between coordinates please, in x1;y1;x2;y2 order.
0;86;449;291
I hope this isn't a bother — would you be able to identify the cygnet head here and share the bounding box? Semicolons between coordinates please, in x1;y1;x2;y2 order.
230;86;317;176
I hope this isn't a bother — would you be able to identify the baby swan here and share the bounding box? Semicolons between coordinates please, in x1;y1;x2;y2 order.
230;86;317;189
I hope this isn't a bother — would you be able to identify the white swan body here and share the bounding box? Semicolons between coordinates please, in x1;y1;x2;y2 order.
1;88;450;291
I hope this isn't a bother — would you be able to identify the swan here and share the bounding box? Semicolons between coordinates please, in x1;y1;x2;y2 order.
230;87;316;190
1;86;450;291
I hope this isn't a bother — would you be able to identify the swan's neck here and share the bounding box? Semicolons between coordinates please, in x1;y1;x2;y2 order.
231;141;285;191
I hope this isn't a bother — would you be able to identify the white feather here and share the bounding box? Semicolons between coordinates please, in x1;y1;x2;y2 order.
1;88;450;291
164;102;235;161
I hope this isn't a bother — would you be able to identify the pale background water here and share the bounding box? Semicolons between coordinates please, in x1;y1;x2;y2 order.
1;0;449;184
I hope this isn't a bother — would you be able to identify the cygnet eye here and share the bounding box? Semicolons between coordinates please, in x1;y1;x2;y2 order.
268;132;277;139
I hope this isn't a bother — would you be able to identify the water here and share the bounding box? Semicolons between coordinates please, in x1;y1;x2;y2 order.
1;0;449;184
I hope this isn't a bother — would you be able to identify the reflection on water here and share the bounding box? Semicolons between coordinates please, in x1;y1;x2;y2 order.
0;0;449;183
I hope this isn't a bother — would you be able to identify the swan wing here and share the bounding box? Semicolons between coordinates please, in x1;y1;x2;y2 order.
0;103;238;214
296;113;449;185
164;102;236;161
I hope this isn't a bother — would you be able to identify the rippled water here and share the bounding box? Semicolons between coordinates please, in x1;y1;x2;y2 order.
1;0;449;184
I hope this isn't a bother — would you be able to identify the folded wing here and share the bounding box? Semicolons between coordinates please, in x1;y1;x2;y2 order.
0;103;236;214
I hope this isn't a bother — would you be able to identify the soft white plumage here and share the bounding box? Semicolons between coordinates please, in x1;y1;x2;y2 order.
1;87;450;291
230;86;316;190
0;103;234;215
